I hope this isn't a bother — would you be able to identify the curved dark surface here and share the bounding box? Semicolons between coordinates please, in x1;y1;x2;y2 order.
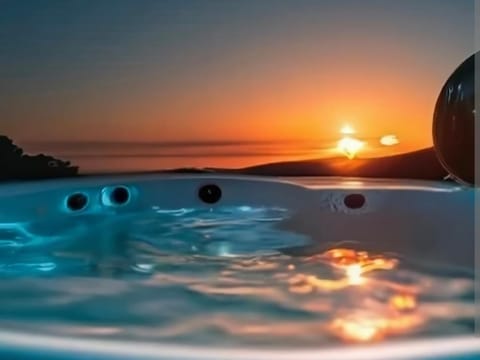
433;52;476;185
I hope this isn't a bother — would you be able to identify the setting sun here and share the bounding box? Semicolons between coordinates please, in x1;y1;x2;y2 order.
337;137;365;159
1;0;471;172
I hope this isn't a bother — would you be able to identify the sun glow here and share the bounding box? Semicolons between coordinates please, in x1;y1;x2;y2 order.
345;264;364;285
337;124;365;159
337;136;365;159
340;124;356;135
389;294;417;312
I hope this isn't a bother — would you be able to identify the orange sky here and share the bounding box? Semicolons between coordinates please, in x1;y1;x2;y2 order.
1;0;475;168
57;49;449;158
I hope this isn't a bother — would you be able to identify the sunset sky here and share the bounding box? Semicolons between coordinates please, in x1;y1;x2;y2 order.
0;0;476;170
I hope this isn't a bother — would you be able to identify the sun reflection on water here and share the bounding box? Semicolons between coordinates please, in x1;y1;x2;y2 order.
283;247;425;343
329;311;424;343
389;294;417;312
0;205;473;348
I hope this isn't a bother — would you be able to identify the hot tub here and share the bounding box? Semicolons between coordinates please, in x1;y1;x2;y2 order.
0;174;477;359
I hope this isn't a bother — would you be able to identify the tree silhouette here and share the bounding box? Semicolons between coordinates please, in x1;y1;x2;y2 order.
0;135;79;181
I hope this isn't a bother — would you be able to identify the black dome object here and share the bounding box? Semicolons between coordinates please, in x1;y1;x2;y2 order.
433;52;476;185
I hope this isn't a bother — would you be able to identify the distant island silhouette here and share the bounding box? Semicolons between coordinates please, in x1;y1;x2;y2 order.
0;135;78;181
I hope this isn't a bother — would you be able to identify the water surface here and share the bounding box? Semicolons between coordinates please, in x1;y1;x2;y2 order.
0;206;474;348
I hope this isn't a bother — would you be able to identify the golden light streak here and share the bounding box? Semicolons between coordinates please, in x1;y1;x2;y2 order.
320;248;399;273
329;312;424;343
287;248;398;293
331;317;383;342
389;294;417;312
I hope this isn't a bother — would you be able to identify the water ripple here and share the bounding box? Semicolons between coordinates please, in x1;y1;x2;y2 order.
0;206;474;348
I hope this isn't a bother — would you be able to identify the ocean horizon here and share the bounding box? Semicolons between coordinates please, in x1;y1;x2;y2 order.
17;139;420;173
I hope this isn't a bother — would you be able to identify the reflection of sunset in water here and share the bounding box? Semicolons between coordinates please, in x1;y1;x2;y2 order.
286;248;424;343
136;244;473;346
288;248;399;292
320;248;398;271
301;248;398;286
389;294;417;312
345;264;364;285
330;311;424;343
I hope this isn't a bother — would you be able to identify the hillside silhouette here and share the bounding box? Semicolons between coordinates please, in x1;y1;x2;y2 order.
212;148;448;180
0;135;78;181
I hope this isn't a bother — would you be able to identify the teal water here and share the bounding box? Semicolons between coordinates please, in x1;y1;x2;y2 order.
0;206;474;352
